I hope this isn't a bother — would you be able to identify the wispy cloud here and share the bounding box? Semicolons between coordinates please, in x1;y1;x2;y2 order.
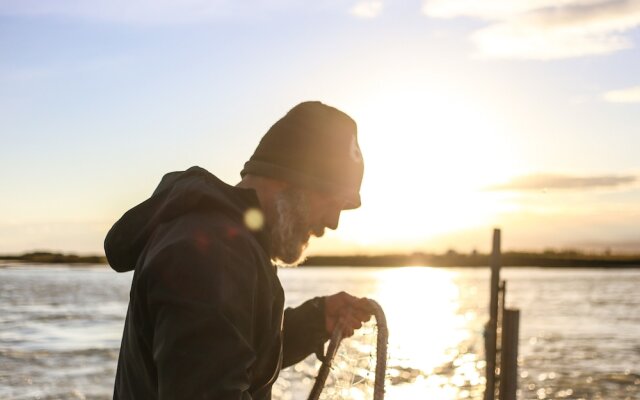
350;0;383;19
0;66;55;83
423;0;640;60
603;85;640;103
423;0;554;19
0;56;133;84
0;0;216;23
0;0;298;24
0;0;384;24
488;173;637;191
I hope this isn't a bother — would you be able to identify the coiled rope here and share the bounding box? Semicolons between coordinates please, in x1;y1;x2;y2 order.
307;299;388;400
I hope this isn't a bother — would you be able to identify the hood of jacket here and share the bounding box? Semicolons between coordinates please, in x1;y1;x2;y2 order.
104;166;268;272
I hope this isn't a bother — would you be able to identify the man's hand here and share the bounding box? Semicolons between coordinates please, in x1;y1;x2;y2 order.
324;292;373;338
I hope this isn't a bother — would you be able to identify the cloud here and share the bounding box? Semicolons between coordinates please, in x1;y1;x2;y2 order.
0;66;55;83
0;0;384;23
488;173;637;191
0;0;233;24
423;0;557;19
1;0;363;24
350;0;383;18
423;0;640;60
603;85;640;102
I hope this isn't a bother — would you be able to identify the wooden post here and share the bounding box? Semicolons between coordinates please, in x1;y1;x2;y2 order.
485;228;501;400
500;309;520;400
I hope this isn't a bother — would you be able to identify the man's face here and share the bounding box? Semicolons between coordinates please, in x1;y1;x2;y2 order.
270;186;346;266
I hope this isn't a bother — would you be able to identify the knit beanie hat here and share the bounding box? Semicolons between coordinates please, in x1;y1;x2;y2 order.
240;101;364;209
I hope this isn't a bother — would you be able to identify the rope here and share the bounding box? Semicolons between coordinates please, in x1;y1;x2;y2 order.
307;299;388;400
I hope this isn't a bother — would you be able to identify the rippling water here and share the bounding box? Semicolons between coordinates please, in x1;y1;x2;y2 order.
1;264;639;399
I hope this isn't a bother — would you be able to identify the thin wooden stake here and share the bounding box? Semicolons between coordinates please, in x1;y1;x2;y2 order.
500;309;520;400
485;228;501;400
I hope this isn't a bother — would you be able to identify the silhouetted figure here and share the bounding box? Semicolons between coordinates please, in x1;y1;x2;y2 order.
105;101;372;399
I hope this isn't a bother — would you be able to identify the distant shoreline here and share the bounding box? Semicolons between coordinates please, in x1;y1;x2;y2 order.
2;251;640;268
302;253;640;268
0;252;106;265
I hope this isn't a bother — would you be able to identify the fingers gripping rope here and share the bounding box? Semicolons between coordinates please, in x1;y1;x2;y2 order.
307;299;388;400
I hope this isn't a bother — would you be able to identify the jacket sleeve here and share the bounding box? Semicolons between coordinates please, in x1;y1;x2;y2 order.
281;297;330;368
143;238;258;399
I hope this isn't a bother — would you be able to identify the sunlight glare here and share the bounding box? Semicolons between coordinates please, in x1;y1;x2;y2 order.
371;267;484;399
335;84;520;248
373;267;464;371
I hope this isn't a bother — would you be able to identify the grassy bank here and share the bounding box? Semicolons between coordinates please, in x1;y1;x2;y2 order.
2;250;640;268
0;252;106;264
302;251;640;268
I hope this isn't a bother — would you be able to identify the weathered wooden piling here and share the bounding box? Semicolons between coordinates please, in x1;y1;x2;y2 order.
500;309;520;400
484;228;501;400
485;228;521;400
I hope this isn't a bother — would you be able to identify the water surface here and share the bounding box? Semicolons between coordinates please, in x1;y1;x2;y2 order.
1;265;638;399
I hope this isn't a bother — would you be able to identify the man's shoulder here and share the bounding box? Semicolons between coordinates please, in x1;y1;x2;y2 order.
157;210;263;257
132;212;273;303
138;211;270;279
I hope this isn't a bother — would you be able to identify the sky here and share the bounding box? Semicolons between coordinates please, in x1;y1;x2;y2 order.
1;0;639;256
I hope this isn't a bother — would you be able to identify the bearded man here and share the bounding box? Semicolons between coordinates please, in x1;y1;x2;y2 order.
105;101;372;399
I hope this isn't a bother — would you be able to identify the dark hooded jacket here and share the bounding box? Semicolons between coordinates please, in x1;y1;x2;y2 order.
105;166;328;399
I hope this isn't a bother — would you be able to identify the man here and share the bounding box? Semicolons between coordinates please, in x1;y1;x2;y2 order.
105;101;372;399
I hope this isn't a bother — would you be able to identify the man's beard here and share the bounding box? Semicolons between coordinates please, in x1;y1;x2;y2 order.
270;188;315;267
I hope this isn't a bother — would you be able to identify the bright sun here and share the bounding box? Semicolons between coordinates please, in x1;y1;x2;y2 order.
331;84;520;250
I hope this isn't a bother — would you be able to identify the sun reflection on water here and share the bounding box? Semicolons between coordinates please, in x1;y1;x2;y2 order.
275;266;488;399
371;267;485;399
